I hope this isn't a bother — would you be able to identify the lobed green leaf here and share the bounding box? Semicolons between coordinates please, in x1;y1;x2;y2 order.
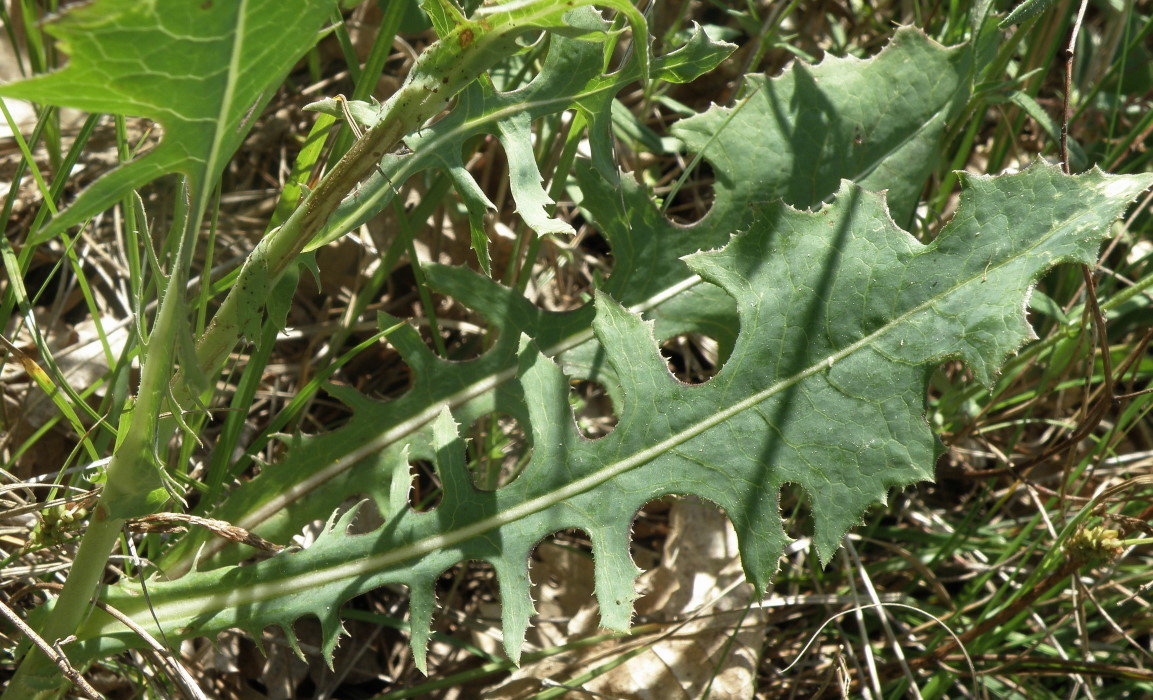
75;164;1153;671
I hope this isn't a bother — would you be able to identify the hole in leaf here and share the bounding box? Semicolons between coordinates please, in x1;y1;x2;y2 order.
436;560;500;628
247;622;304;682
407;459;442;512
661;159;716;225
465;412;531;491
632;496;746;622
576;226;611;258
389;263;496;362
422;298;497;362
338;336;412;401
630;498;674;573
568;379;618;438
779;482;813;547
345;498;383;535
529;234;603;313
528;530;597;637
659;332;721;384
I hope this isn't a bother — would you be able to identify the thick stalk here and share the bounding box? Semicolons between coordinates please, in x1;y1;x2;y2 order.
193;16;523;381
4;523;121;699
5;180;200;698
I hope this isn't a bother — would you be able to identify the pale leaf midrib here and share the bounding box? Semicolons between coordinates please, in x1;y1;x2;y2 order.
124;198;1095;630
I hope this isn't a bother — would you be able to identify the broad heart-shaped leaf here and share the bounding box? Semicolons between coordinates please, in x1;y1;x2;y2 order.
73;164;1152;670
0;0;337;237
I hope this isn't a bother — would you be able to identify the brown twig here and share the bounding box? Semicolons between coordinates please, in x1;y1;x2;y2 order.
1080;267;1115;403
943;653;1153;681
126;513;284;554
33;583;208;700
1060;0;1090;174
0;598;100;699
1049;0;1121;510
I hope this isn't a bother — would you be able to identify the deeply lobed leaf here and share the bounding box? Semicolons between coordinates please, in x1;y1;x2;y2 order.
73;164;1153;670
164;27;973;573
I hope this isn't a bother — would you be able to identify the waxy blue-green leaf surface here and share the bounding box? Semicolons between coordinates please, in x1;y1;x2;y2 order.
673;27;972;230
74;164;1153;671
166;28;974;571
155;12;735;570
573;27;972;364
115;26;979;662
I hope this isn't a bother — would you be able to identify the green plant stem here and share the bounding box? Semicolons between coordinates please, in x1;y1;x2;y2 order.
867;558;1083;694
8;5;650;696
5;178;200;698
191;14;528;383
10;520;122;698
191;0;648;380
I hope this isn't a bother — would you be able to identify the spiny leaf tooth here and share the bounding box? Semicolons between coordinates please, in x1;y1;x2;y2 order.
323;382;385;412
280;622;306;661
430;408;469;504
591;293;672;401
319;615;349;669
312;500;367;546
423;264;546;337
270;431;307;450
408;579;438;675
382;319;442;371
248;625;269;657
389;445;415;515
493;558;534;665
189;541;210;573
